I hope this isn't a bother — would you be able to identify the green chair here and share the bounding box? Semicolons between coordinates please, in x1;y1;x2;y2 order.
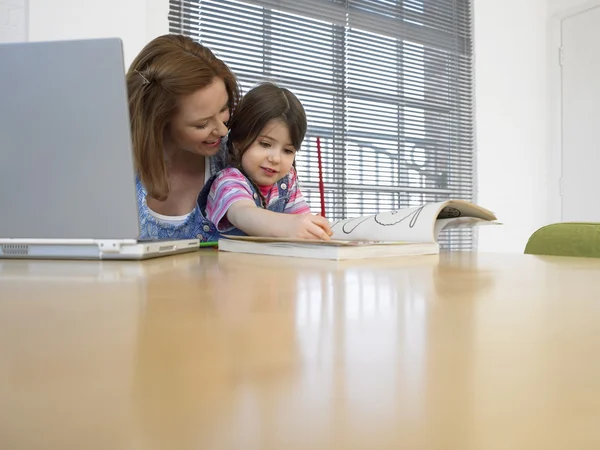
524;222;600;258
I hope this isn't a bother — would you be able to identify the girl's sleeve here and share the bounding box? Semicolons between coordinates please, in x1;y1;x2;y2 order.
206;168;255;231
284;167;312;215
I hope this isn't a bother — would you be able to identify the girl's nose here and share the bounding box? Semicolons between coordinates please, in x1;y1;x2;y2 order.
268;149;281;163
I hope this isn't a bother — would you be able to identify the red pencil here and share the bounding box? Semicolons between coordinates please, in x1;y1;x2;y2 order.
316;136;325;218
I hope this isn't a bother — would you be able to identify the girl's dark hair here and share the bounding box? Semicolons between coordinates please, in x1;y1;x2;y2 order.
226;82;307;207
227;82;306;164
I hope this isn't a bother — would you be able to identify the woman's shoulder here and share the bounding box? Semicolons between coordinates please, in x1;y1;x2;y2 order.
135;175;148;207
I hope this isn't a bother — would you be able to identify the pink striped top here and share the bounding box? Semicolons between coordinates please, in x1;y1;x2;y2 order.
206;167;311;231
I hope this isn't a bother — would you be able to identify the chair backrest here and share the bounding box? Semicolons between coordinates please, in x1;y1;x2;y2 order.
524;222;600;258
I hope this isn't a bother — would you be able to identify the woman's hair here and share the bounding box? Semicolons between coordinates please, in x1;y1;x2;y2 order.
127;34;240;200
226;82;307;207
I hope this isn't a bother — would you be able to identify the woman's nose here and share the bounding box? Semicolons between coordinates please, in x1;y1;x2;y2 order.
214;120;228;137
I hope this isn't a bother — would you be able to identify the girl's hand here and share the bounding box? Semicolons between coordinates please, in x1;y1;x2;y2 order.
286;213;333;240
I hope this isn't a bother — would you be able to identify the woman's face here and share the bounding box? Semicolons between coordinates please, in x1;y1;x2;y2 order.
165;77;230;157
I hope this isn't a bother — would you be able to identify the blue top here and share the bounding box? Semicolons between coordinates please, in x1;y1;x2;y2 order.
135;141;228;242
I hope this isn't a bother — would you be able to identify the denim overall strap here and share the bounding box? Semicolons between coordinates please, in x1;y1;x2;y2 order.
190;174;219;242
266;174;292;213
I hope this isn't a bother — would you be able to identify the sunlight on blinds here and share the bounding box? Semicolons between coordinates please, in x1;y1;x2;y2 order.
169;0;474;249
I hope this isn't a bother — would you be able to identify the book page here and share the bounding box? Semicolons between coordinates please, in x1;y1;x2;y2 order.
329;202;444;243
222;200;498;245
437;200;496;221
330;200;498;243
220;235;382;246
434;217;501;237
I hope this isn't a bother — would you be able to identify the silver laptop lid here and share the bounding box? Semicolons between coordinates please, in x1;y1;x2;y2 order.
0;38;140;239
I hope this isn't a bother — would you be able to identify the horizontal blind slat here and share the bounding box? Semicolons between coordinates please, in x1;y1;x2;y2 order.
170;0;475;250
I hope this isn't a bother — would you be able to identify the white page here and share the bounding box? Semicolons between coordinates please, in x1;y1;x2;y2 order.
330;200;498;243
329;202;444;243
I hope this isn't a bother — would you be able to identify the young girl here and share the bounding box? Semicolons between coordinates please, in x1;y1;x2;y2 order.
199;82;332;240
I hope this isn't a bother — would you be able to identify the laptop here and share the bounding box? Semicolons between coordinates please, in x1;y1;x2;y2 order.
0;38;201;260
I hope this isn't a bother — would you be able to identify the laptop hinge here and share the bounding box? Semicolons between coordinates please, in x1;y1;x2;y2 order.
95;240;128;253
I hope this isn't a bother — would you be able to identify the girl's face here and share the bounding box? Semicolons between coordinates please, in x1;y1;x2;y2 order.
240;119;297;186
165;77;230;157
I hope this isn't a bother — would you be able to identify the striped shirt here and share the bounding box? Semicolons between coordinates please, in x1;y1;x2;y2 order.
206;167;311;231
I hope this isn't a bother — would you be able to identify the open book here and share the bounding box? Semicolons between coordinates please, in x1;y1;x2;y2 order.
218;200;498;260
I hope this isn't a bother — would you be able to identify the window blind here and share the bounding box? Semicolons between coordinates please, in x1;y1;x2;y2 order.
169;0;475;250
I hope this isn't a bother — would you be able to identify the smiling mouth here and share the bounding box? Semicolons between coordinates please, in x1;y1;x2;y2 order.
203;138;220;146
261;167;278;175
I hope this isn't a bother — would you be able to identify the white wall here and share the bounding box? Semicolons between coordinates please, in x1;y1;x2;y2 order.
474;0;550;253
549;0;600;15
1;0;168;67
0;0;27;42
546;0;600;225
475;0;600;253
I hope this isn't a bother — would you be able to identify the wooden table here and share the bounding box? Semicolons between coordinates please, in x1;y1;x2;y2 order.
1;251;600;449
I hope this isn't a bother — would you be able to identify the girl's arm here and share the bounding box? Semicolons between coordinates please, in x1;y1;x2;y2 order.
206;168;331;239
227;200;331;240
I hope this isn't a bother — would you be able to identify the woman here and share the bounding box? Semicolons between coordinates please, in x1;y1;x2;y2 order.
127;34;240;241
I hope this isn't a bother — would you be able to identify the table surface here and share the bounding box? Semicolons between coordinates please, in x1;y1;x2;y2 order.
1;250;600;450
